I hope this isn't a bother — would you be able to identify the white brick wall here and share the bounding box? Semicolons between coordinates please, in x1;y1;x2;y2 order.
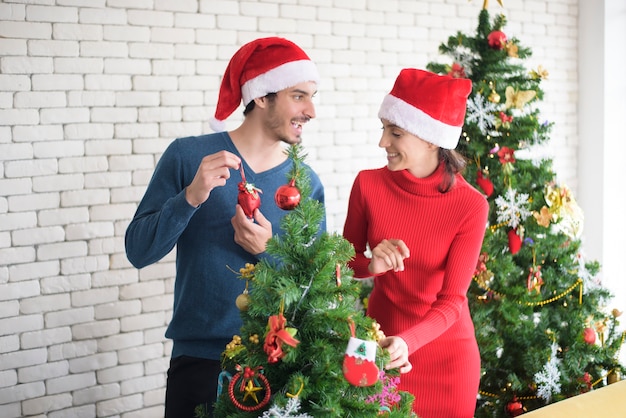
0;0;585;416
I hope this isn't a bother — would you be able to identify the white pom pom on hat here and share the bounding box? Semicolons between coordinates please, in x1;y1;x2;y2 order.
209;37;320;132
378;68;472;149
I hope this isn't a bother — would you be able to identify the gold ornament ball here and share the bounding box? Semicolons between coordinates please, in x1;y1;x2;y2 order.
236;293;251;311
488;91;501;103
607;370;621;384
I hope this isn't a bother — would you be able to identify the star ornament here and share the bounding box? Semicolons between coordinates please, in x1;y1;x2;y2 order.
243;379;263;404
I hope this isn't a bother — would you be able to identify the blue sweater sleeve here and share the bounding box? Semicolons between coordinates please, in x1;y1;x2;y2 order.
125;139;198;268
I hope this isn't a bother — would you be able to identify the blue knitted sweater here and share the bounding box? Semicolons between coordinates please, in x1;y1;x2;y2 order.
125;132;326;360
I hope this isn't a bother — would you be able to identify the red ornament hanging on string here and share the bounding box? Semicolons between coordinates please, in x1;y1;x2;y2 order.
508;228;522;254
505;396;524;417
275;178;301;210
476;169;494;197
488;30;508;50
583;327;596;345
237;166;262;218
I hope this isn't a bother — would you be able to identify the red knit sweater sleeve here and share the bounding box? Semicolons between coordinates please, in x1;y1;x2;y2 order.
343;172;376;279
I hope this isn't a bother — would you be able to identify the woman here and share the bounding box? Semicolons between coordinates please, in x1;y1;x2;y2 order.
343;68;488;418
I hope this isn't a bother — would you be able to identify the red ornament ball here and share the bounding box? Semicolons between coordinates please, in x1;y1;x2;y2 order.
583;327;596;344
275;179;301;210
488;30;508;50
506;397;524;417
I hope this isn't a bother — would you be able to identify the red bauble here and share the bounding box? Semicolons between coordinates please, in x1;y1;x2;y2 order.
506;397;524;417
238;182;262;218
507;229;522;254
488;30;507;50
476;170;494;197
274;178;301;210
583;327;596;344
238;166;262;218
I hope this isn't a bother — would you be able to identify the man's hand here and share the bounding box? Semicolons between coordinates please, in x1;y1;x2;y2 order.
231;205;272;255
185;151;241;208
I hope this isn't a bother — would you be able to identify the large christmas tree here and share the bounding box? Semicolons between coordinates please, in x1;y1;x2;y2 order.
426;3;625;417
205;144;414;417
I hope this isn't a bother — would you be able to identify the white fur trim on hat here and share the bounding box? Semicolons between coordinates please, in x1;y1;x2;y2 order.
378;94;463;149
241;59;320;106
209;117;227;132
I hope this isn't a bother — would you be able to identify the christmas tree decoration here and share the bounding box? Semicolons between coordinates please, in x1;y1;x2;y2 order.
275;178;301;211
534;342;562;403
487;30;507;50
260;396;313;418
607;369;621;384
495;111;513;130
505;396;524;417
504;86;536;110
488;81;501;103
342;321;380;387
210;144;415;417
533;206;552;228
476;169;495;197
577;372;592;393
448;62;467;79
426;6;625;417
263;304;300;364
228;365;272;412
488;90;501;103
342;338;379;387
236;289;251;311
526;265;543;294
507;228;522;255
583;327;597;345
365;370;403;414
238;166;262;218
530;65;549;80
232;263;256;311
505;41;519;58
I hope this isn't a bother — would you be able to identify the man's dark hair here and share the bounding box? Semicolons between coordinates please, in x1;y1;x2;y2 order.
243;93;277;116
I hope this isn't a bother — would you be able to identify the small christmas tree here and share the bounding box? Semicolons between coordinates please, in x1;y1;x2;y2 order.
426;3;624;417
204;144;414;417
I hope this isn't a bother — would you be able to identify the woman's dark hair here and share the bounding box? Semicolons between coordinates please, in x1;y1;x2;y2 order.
438;148;468;193
243;93;277;116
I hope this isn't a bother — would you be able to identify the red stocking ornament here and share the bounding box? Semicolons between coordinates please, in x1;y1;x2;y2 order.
342;322;379;387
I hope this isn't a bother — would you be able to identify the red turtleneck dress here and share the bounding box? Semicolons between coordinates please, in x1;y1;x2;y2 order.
343;164;488;418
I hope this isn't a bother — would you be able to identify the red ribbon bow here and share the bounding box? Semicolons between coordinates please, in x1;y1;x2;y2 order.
263;312;299;364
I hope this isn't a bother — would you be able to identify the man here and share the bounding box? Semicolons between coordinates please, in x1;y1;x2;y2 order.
125;37;325;417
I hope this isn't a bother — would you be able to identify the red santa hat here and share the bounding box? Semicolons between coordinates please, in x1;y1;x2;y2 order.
210;37;320;131
378;68;472;149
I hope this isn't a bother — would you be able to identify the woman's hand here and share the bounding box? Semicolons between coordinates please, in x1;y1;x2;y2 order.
368;239;410;275
379;336;412;373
